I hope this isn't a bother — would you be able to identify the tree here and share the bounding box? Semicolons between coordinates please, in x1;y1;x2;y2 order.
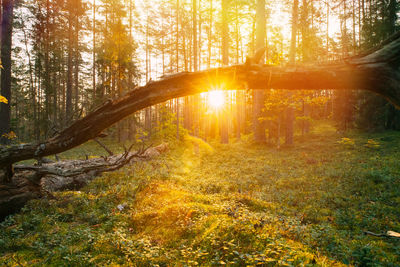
65;0;75;125
96;0;139;139
220;0;229;144
93;0;96;101
285;0;298;146
0;0;14;146
253;0;266;143
176;0;180;139
0;0;14;184
193;0;199;138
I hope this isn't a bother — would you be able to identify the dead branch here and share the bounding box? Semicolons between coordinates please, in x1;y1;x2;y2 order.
0;144;167;220
364;230;400;239
94;138;114;156
13;147;148;184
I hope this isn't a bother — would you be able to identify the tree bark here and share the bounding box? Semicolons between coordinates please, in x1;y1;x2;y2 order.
0;0;13;145
1;31;400;168
285;0;299;146
220;0;229;144
253;0;266;143
193;0;200;138
388;0;397;35
0;144;165;220
66;9;74;125
74;0;81;117
0;0;14;184
93;0;96;101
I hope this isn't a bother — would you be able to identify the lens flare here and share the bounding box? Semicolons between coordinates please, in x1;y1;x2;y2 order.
208;90;225;109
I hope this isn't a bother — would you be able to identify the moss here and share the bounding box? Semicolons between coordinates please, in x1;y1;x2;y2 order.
1;122;400;266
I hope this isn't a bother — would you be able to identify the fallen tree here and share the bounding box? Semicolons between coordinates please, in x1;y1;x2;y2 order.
1;32;400;180
2;35;400;173
0;144;171;220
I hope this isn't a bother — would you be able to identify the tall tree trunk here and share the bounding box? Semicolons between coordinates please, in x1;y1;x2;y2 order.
388;0;397;35
93;0;96;102
0;0;13;145
285;0;298;146
74;5;80;119
176;0;179;72
326;1;329;56
352;0;356;52
235;2;241;140
289;0;299;64
207;0;212;69
198;1;202;70
0;0;2;41
0;0;14;182
193;0;198;72
128;0;135;139
22;20;37;140
253;0;266;143
300;0;310;134
193;0;200;137
335;0;351;131
220;0;229;144
176;0;180;139
66;11;73;126
184;3;191;132
44;0;51;137
385;0;398;129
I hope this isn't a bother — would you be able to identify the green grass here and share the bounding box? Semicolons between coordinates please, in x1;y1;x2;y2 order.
1;122;400;266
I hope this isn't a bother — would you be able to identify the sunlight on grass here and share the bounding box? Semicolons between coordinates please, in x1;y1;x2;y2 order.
185;135;214;154
1;122;400;266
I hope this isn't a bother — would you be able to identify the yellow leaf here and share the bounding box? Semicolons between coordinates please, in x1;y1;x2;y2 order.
0;95;8;104
2;131;16;140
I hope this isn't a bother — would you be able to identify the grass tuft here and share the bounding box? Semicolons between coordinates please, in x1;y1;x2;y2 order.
1;122;400;266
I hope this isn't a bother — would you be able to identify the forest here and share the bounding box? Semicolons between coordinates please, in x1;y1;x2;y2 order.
0;0;400;266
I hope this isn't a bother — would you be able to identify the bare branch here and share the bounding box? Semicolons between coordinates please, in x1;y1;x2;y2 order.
94;138;114;156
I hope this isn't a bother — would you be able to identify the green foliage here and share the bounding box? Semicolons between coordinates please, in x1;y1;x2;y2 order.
352;0;400;132
1;122;400;266
152;105;187;142
355;92;400;132
262;90;329;143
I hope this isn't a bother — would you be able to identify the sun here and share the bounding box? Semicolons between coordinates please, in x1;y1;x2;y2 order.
208;90;225;109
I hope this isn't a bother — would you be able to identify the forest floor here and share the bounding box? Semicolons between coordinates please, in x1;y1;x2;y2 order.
1;122;400;266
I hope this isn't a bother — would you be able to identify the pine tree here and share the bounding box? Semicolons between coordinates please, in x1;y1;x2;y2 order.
0;0;14;145
220;0;229;144
253;0;266;143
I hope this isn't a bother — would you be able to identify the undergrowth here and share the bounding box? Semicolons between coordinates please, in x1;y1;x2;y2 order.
1;122;400;266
